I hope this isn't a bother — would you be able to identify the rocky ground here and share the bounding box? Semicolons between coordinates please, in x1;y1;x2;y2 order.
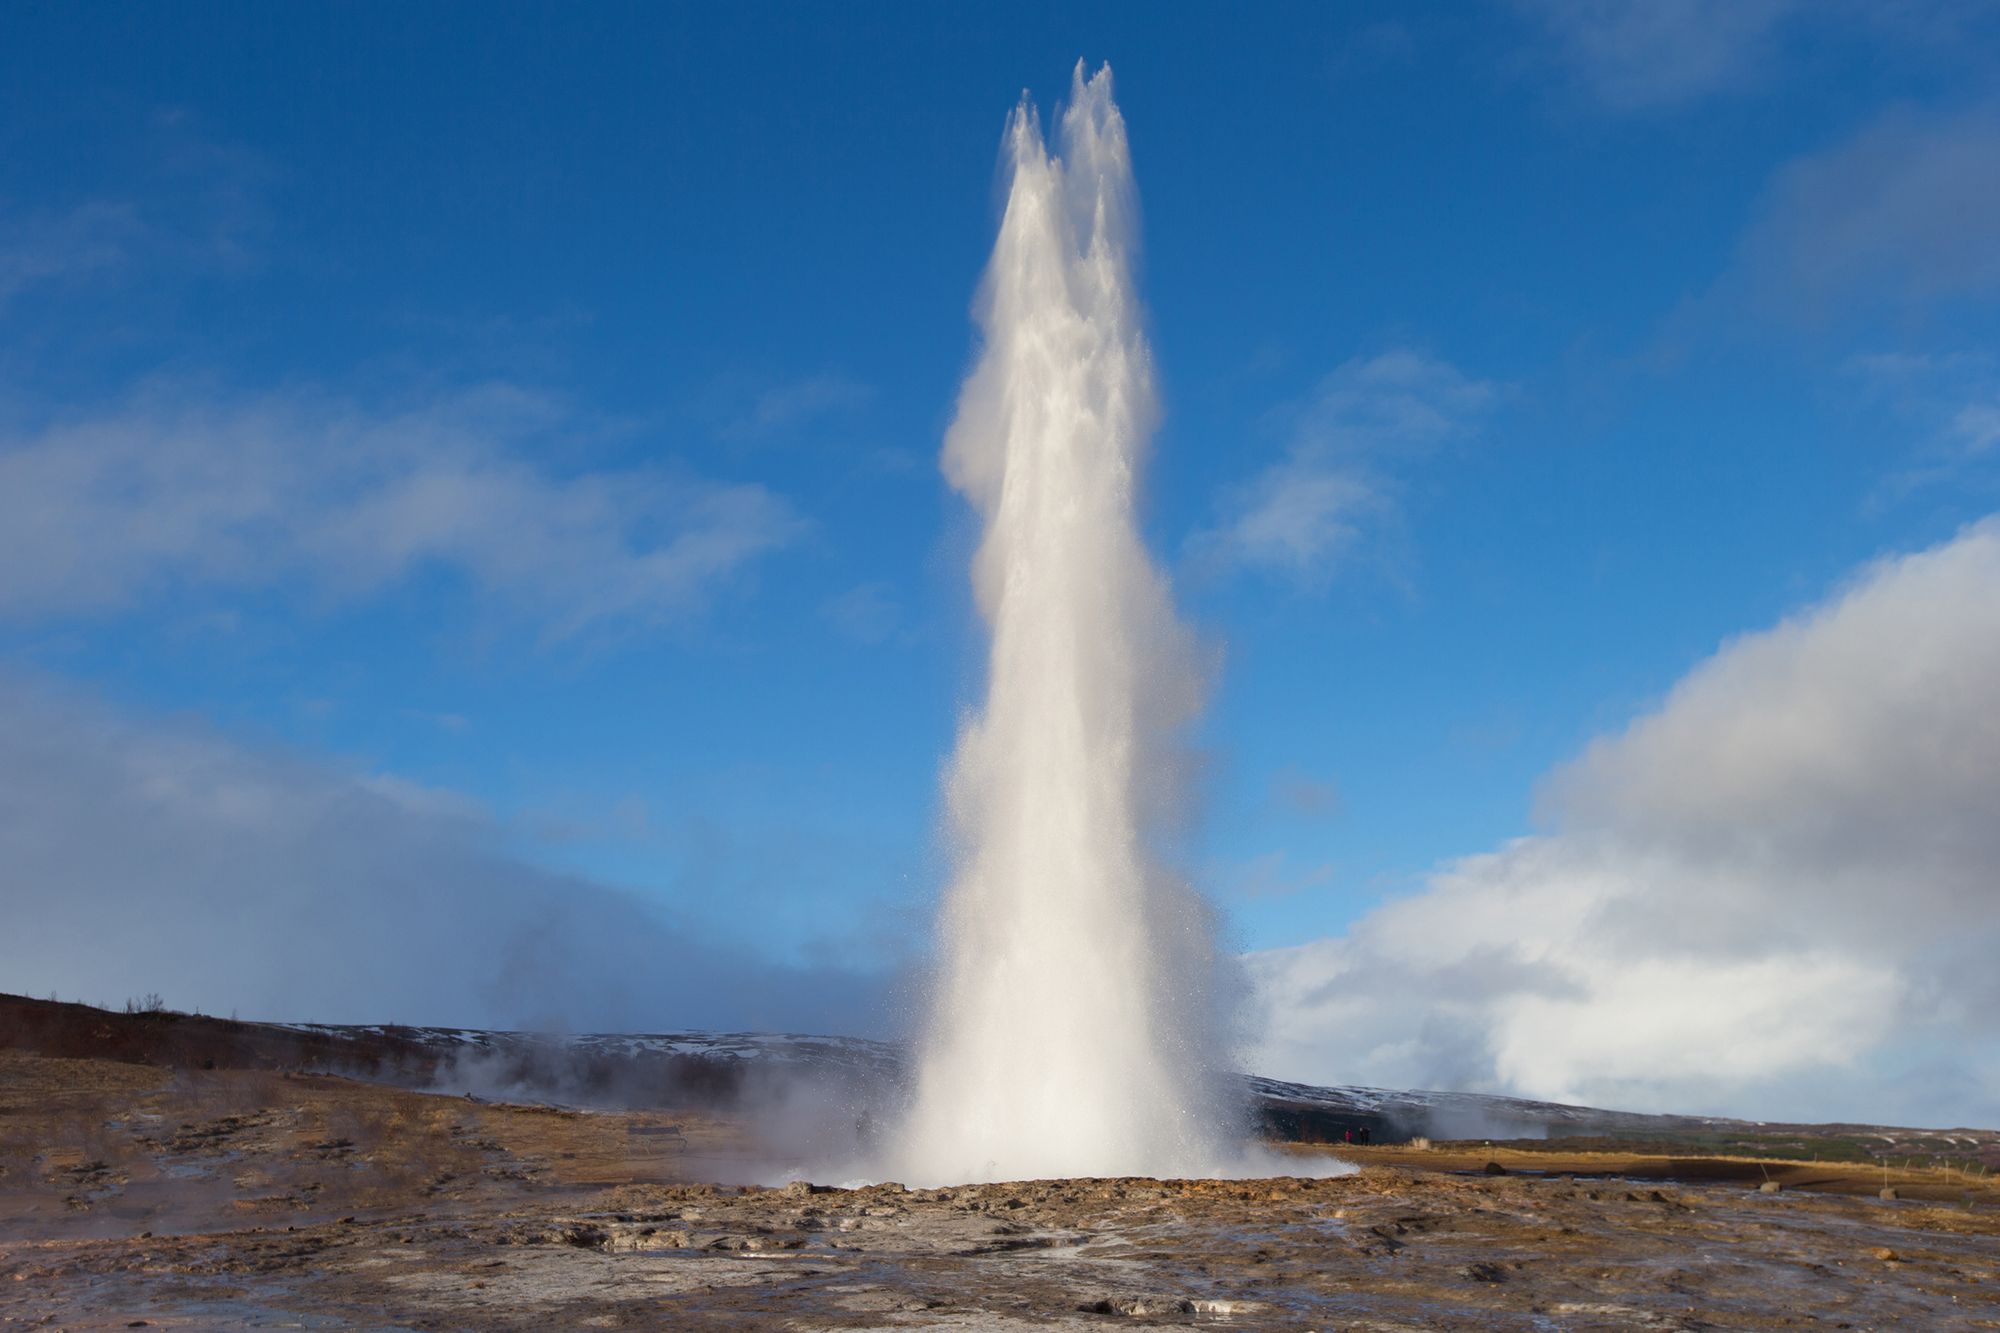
4;1049;1998;1331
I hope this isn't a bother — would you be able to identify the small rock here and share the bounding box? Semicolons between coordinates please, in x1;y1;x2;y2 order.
1879;1187;1899;1201
1482;1161;1508;1176
1127;1298;1195;1317
541;1223;608;1249
1460;1261;1508;1283
1080;1296;1196;1317
1758;1181;1782;1194
1871;1247;1899;1262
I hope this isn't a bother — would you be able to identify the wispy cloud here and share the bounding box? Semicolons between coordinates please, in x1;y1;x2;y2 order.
1517;2;1998;114
1188;350;1495;585
1268;766;1342;820
728;373;873;438
0;380;805;634
1230;850;1336;902
1248;518;2000;1125
1515;0;1799;111
1739;107;2000;320
0;202;143;307
1954;401;2000;455
401;708;473;735
1846;349;2000;493
819;580;903;645
0;110;271;312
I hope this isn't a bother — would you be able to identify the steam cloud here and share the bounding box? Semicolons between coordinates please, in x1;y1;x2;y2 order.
0;674;888;1037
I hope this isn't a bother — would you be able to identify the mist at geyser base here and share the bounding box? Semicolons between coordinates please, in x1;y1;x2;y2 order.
889;64;1303;1186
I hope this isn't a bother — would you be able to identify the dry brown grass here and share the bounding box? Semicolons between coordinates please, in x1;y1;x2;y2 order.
1286;1139;2000;1205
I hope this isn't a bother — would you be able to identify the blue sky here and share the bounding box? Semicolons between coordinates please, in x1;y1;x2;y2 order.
4;3;1999;1120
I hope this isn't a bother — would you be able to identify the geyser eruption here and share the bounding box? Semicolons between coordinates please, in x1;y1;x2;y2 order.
898;63;1239;1183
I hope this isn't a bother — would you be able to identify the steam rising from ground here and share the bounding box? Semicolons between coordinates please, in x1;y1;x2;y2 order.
895;65;1244;1183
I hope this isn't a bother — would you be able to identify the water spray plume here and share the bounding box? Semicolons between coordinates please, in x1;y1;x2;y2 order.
897;63;1241;1183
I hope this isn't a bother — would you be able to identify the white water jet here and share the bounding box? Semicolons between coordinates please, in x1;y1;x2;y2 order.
896;63;1242;1184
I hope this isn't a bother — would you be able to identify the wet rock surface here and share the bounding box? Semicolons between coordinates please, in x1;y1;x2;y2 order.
4;1052;1998;1330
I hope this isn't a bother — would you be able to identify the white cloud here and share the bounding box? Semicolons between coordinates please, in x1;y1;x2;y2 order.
1190;351;1494;584
1248;518;2000;1125
1740;108;2000;319
0;381;804;633
0;675;888;1033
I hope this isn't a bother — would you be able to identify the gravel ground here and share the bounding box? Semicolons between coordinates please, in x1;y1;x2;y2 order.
4;1054;1996;1331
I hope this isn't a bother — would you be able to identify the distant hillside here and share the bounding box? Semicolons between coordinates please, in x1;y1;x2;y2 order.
5;992;1992;1164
